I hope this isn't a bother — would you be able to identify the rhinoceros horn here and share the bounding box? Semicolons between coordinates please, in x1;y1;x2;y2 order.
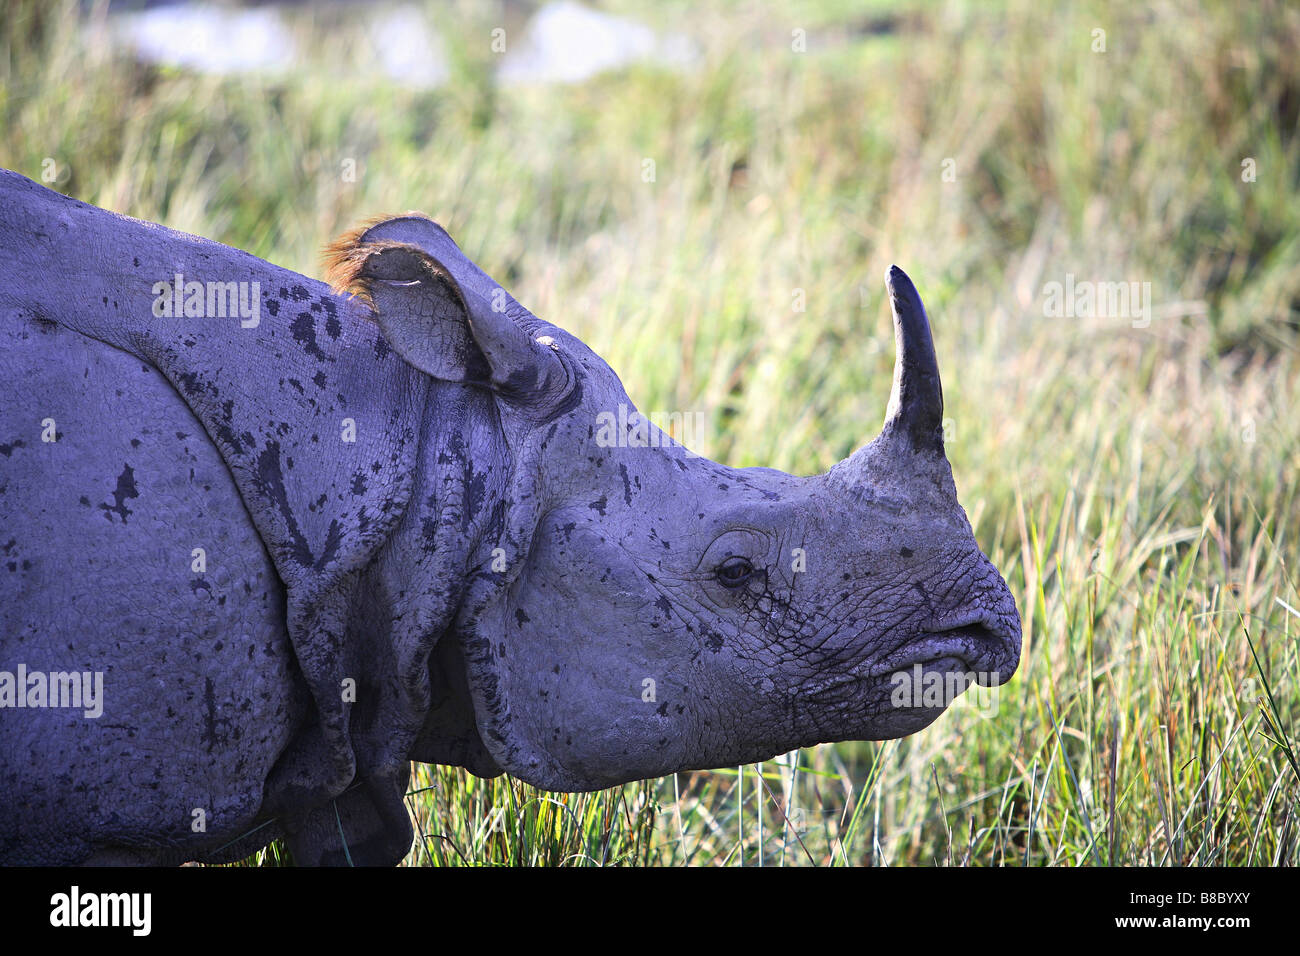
882;264;944;450
831;265;951;497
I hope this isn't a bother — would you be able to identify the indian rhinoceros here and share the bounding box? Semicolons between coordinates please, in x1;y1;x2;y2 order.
0;168;1021;865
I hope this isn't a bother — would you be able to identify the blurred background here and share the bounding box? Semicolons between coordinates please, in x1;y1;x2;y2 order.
2;0;1297;866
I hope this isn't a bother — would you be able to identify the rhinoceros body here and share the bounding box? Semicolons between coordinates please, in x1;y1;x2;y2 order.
0;169;1021;865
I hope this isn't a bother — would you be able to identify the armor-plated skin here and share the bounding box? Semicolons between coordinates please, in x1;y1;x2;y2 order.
0;170;1020;865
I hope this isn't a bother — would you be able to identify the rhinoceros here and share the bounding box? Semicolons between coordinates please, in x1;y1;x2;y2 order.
0;168;1020;865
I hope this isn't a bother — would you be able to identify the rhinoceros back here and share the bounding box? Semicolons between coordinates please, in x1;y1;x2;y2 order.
0;309;303;864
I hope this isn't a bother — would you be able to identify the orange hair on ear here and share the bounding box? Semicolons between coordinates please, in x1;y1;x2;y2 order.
321;212;437;303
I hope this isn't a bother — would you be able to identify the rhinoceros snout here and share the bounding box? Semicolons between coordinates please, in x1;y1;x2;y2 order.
876;549;1023;689
922;615;1021;687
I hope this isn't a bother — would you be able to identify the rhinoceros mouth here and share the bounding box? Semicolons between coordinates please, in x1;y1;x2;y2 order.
798;618;1017;704
870;620;1019;687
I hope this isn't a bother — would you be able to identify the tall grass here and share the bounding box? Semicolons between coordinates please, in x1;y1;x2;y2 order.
3;0;1297;865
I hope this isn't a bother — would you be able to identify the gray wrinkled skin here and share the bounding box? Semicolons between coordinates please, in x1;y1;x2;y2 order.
0;169;1021;865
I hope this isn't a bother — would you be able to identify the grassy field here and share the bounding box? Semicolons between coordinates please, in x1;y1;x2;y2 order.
3;0;1298;866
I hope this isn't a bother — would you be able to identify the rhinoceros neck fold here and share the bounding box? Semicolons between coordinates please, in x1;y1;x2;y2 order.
361;380;523;777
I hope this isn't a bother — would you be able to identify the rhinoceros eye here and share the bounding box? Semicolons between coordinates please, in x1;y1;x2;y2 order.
715;556;755;589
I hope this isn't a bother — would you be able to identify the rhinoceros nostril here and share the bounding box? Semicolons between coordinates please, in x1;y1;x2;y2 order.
907;605;1016;656
928;612;1022;680
939;622;999;646
869;614;1019;685
946;623;1008;659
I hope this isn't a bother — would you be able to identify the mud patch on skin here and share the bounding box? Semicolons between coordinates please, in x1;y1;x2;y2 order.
291;313;328;362
99;463;139;523
253;442;313;567
618;464;634;506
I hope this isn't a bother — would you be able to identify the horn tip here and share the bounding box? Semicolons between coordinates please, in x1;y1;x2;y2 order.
885;263;914;294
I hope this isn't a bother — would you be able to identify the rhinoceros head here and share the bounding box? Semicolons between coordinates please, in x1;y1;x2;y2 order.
327;215;1021;792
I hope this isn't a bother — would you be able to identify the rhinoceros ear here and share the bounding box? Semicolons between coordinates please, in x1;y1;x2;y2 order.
324;230;568;404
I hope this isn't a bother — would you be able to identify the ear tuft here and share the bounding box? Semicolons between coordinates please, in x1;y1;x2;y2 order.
321;212;438;303
320;212;569;406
